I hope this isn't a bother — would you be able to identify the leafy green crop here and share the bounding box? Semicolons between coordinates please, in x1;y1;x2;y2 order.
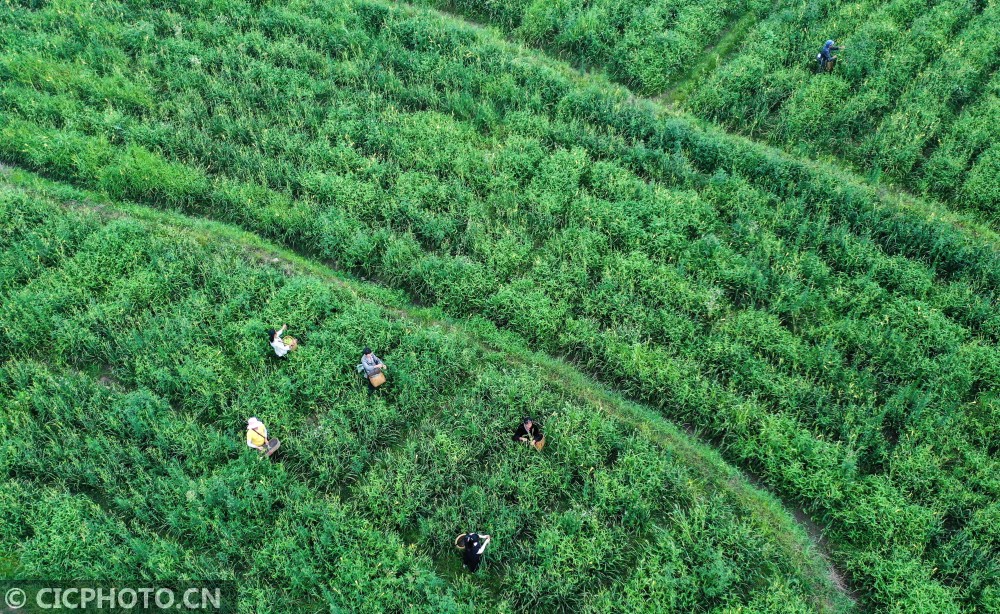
418;0;1000;214
409;0;772;95
684;0;1000;213
0;0;998;610
0;175;845;612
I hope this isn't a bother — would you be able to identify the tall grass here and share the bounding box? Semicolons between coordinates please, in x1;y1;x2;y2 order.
0;176;846;612
686;0;1000;213
0;0;997;609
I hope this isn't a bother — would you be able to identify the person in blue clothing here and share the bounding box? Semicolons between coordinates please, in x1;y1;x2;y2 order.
817;39;843;72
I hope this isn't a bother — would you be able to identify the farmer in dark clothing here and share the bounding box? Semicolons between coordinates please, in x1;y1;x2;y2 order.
817;39;843;72
512;417;545;451
455;532;492;573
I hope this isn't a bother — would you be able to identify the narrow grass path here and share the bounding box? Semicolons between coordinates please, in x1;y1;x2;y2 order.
4;167;855;608
657;8;771;106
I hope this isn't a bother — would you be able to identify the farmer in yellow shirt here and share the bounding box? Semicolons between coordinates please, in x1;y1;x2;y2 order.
246;417;279;456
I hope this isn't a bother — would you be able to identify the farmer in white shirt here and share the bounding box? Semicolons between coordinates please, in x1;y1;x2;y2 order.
269;324;297;358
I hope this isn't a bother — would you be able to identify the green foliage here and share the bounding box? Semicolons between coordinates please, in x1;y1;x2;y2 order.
1;0;998;610
0;181;845;611
685;0;1000;213
416;0;1000;217
413;0;770;94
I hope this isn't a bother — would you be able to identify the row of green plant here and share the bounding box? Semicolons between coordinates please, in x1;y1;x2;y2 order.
409;0;771;95
0;175;845;612
394;0;1000;218
684;0;1000;213
421;0;1000;214
1;0;997;609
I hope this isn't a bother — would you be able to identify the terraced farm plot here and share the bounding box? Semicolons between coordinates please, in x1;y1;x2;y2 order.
1;0;999;611
683;0;1000;214
415;0;1000;215
0;171;847;612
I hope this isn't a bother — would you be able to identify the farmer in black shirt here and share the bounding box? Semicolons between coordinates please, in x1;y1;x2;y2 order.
512;417;545;451
455;532;492;573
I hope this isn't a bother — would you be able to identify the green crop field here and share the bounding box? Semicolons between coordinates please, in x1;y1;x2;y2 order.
684;0;1000;214
409;0;773;95
420;0;1000;214
2;171;846;612
1;0;999;611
